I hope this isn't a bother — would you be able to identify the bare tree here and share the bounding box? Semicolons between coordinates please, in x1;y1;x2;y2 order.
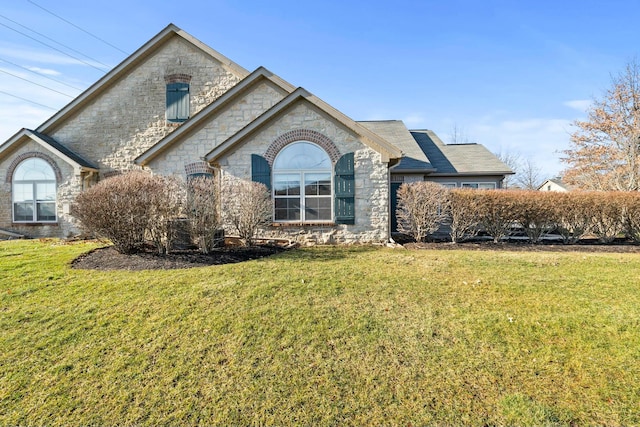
222;180;272;246
448;122;474;144
495;149;522;189
563;58;640;190
515;158;544;190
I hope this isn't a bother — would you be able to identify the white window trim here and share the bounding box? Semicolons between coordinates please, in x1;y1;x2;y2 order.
461;182;497;189
12;180;57;224
272;141;333;224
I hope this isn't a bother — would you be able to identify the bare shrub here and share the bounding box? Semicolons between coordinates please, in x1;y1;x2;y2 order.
448;189;480;243
475;190;519;243
588;192;625;243
512;191;555;243
73;171;161;254
548;192;592;244
186;176;222;253
621;192;640;242
222;180;271;246
146;175;185;254
396;181;450;242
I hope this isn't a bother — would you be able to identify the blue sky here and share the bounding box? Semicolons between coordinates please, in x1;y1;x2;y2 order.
1;0;638;178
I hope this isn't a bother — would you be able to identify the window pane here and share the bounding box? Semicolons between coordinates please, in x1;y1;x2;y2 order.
14;202;34;221
304;173;331;196
479;183;496;189
14;158;55;181
305;196;332;221
37;203;56;221
273;142;331;170
274;174;300;196
13;183;33;202
274;197;300;221
36;183;56;201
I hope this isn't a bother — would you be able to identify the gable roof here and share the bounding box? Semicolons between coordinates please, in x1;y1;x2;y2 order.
410;130;513;175
136;67;295;166
358;121;436;172
0;128;98;171
537;178;573;191
36;24;249;135
205;88;403;164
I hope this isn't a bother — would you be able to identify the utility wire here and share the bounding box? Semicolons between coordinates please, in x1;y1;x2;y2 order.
0;57;84;91
0;68;74;98
0;13;113;70
0;89;57;110
26;0;128;55
0;21;108;73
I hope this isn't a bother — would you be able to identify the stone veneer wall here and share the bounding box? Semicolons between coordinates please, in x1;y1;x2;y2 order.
150;80;287;176
49;36;244;175
0;141;81;238
219;102;390;244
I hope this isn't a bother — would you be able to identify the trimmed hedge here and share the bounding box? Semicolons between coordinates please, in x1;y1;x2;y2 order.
395;183;640;244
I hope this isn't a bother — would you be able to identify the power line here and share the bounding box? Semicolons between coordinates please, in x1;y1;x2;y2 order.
0;13;113;70
0;68;74;98
26;0;128;55
0;89;57;110
0;57;84;91
0;21;108;73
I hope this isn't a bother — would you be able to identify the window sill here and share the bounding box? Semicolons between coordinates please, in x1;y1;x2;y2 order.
271;222;336;227
12;222;59;226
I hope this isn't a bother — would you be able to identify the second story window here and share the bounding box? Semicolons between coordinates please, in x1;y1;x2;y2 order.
166;82;189;123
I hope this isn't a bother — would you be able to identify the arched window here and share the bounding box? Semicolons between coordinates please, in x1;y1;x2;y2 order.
273;141;332;222
12;158;57;222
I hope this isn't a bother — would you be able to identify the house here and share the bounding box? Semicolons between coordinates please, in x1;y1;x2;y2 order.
538;178;573;192
0;24;512;243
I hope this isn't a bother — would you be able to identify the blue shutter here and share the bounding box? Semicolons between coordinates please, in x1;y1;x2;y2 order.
251;154;271;191
334;152;355;224
166;83;189;122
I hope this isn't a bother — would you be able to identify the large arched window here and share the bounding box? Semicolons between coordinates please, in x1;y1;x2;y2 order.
273;141;332;222
12;158;57;222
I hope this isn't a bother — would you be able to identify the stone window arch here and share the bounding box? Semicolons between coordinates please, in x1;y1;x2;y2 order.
264;129;341;166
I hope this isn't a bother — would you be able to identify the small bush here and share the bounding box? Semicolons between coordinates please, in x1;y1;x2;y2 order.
186;175;222;254
475;190;519;243
73;171;176;254
396;181;449;242
512;191;555;243
222;180;271;247
448;189;480;243
549;192;592;244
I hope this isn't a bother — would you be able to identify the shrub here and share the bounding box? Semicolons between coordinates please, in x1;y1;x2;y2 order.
448;189;480;243
73;171;175;254
222;180;271;246
549;192;592;244
396;181;450;242
621;192;640;242
588;192;625;243
475;190;519;243
512;191;555;243
186;175;222;254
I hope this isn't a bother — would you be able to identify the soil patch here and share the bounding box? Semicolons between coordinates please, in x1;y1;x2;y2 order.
405;240;640;253
71;244;289;271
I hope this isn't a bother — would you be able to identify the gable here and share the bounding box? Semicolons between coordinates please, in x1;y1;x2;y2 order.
206;88;402;165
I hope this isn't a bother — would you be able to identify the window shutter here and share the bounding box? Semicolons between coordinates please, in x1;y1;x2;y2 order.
166;83;189;122
334;152;355;224
251;154;271;191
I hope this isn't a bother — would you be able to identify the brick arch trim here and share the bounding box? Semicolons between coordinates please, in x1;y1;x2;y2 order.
264;129;342;166
5;152;63;183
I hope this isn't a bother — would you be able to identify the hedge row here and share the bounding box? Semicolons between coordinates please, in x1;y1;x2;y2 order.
397;183;640;244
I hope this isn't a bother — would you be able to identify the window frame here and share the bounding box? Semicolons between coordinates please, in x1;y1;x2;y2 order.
12;158;57;224
272;141;333;224
166;82;190;123
461;182;497;190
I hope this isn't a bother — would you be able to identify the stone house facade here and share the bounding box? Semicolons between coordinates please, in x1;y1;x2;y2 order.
0;24;512;243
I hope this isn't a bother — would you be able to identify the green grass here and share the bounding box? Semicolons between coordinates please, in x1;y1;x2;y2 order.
1;239;639;426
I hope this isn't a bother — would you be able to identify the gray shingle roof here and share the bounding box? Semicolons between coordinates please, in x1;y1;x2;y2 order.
357;120;435;171
28;130;99;169
410;130;513;175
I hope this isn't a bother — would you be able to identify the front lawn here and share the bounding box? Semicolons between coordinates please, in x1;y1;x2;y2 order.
1;240;639;426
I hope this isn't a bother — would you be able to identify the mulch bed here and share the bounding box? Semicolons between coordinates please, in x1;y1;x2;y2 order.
71;244;289;271
405;240;640;253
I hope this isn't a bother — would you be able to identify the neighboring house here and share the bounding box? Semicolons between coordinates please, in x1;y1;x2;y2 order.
0;24;512;243
538;178;573;192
